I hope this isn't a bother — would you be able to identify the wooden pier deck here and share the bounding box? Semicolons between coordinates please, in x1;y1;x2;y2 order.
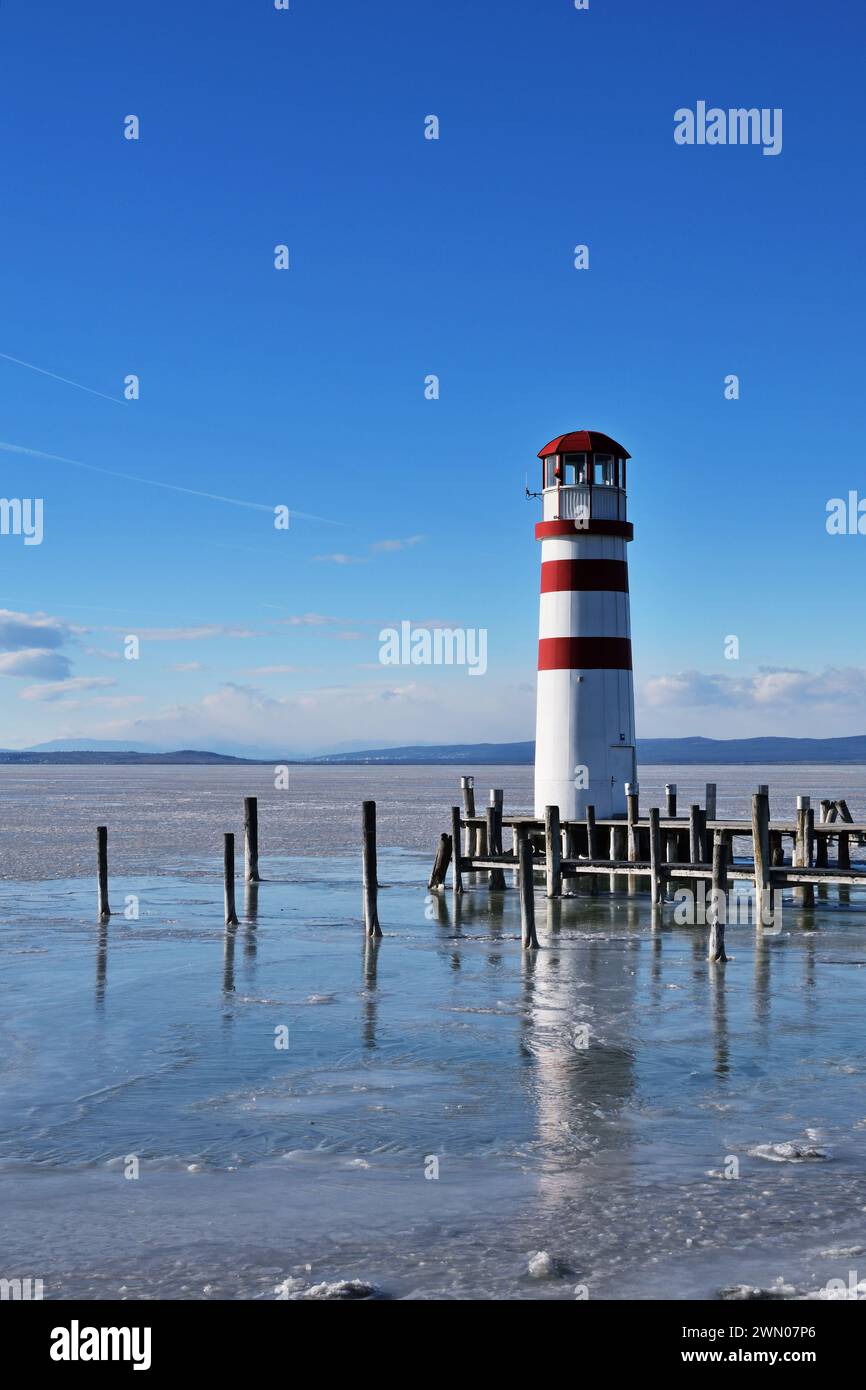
418;778;866;954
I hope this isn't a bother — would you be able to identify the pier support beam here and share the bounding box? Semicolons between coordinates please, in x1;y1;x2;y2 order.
751;791;771;926
648;807;662;906
517;829;539;949
544;804;562;898
450;805;464;897
708;833;728;963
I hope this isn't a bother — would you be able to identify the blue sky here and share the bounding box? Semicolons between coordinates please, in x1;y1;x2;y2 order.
0;0;863;752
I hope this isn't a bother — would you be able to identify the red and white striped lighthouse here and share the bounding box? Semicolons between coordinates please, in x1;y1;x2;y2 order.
533;430;637;820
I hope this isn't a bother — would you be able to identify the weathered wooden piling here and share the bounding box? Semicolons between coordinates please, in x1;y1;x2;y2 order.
708;834;728;962
487;804;507;891
705;782;717;823
585;803;599;894
751;791;771;925
97;825;111;922
460;776;482;859
665;783;677;864
544;804;561;898
689;805;704;867
243;795;260;883
362;801;382;937
223;831;239;927
626;783;639;894
450;805;464;896
517;829;538;949
648;806;662;905
428;832;452;890
794;796;815;907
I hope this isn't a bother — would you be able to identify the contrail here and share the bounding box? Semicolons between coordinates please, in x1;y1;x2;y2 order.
0;352;125;404
0;439;342;523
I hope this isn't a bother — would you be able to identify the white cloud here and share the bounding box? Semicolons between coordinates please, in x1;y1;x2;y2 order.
21;676;116;702
371;536;425;552
78;678;536;752
0;649;72;680
0;609;75;651
109;625;259;642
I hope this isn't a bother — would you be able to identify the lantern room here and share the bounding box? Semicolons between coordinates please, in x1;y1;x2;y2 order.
537;430;630;525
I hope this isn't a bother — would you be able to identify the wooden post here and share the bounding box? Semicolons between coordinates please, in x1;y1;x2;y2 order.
626;782;639;895
450;805;464;896
224;831;239;927
751;791;770;926
544;804;562;898
648;807;662;905
243;796;260;883
517;829;539;949
794;795;813;907
96;825;111;922
585;805;598;856
802;800;815;907
708;833;728;962
689;805;702;865
665;783;677;864
836;800;851;871
428;832;452;890
460;776;476;857
705;782;717;823
487;806;507;891
361;801;382;937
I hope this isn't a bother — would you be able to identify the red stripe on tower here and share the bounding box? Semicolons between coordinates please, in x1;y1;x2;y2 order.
537;636;633;671
540;559;629;593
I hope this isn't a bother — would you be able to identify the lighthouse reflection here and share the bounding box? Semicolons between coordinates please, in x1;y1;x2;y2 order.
519;897;641;1209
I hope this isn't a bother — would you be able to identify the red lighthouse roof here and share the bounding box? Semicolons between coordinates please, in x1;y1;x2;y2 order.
537;430;630;459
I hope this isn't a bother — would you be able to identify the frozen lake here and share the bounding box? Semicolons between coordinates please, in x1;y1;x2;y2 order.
1;765;865;1300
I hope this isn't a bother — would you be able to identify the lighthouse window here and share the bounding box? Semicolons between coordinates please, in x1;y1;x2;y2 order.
594;454;614;485
544;457;558;487
563;453;587;484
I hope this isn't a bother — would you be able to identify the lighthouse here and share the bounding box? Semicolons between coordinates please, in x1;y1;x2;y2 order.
533;430;637;821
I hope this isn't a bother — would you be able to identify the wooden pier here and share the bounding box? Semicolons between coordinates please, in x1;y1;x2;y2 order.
424;778;866;951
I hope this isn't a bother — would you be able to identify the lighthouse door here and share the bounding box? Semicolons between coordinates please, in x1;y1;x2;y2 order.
609;743;637;809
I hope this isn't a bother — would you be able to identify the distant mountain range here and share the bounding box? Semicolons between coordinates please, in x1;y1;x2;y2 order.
2;735;866;766
306;736;866;765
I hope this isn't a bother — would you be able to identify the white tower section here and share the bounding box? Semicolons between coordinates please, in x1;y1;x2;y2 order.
533;431;637;820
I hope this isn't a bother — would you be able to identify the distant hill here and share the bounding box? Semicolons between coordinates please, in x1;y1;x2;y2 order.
0;748;274;766
2;736;866;767
307;735;866;766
